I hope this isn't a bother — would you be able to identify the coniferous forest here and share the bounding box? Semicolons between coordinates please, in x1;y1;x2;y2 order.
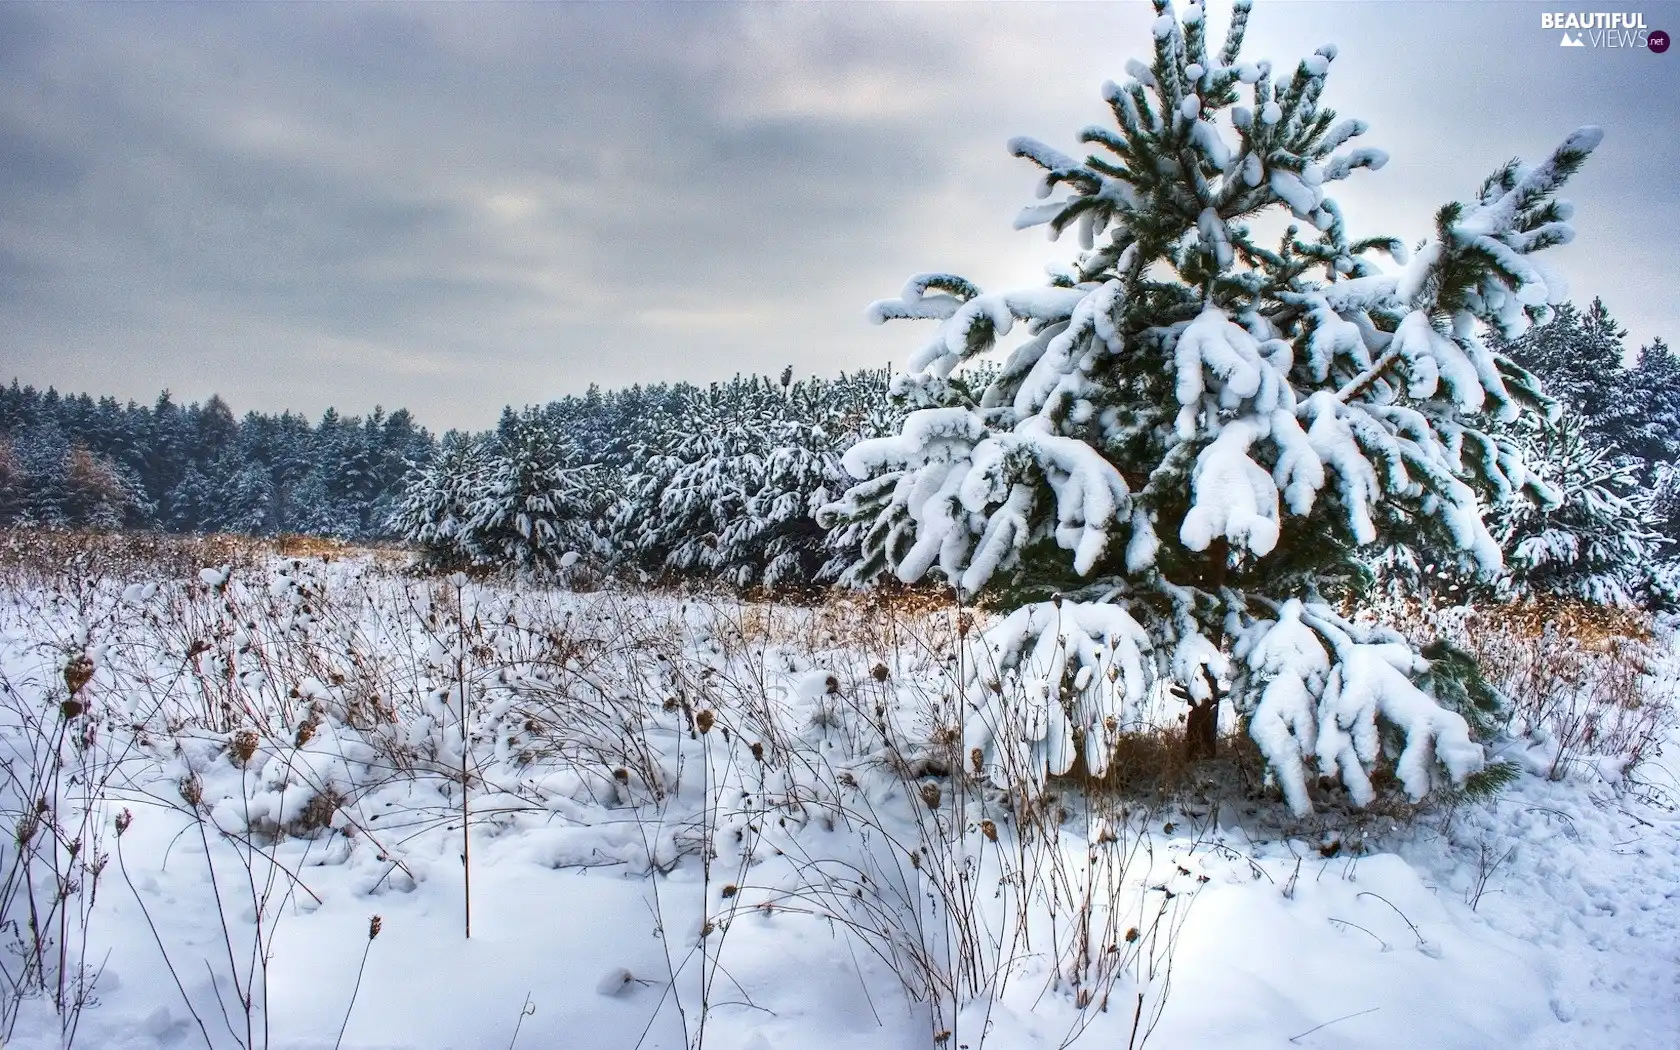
4;308;1677;606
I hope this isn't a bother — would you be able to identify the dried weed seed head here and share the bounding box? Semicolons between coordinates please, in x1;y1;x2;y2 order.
694;709;715;734
178;773;204;808
295;703;323;748
980;819;998;843
918;781;942;811
230;729;259;766
63;652;95;696
368;915;383;940
15;811;39;848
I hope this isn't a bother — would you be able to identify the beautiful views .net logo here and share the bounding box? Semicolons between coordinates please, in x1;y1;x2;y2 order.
1540;11;1669;50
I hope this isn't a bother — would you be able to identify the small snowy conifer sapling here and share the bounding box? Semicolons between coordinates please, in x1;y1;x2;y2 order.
821;0;1600;813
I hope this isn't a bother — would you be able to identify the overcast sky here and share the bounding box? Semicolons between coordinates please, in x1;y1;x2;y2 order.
4;0;1677;431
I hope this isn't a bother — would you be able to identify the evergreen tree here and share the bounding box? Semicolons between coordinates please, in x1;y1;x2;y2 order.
144;391;192;519
11;424;73;527
208;460;276;536
1628;338;1680;498
0;384;435;541
1493;298;1640;459
1646;462;1680;608
822;0;1599;812
1489;413;1657;605
465;411;599;572
0;438;21;525
1487;310;1678;600
167;465;216;532
390;415;596;574
615;370;903;589
388;433;497;569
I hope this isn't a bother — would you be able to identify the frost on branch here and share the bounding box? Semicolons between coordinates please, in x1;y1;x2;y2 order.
823;0;1600;808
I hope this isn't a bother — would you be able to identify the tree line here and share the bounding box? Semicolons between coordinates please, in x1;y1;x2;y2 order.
3;305;1675;607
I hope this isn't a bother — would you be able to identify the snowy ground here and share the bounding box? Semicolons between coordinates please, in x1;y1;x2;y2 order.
1;554;1675;1050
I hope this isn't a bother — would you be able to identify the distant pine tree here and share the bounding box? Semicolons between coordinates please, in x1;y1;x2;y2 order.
1494;299;1639;458
388;433;497;569
0;438;22;525
614;370;901;589
465;412;599;573
1484;303;1677;604
0;383;435;541
1490;413;1657;605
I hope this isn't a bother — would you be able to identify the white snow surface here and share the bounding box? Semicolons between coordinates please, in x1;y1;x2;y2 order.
1;558;1676;1050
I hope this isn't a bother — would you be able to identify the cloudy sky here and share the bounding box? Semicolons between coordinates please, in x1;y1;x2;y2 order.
4;0;1677;431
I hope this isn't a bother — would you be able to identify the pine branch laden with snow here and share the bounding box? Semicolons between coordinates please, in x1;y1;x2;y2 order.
822;0;1604;811
961;598;1156;785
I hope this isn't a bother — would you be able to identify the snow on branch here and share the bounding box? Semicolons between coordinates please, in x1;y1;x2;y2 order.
1236;600;1484;814
962;599;1153;784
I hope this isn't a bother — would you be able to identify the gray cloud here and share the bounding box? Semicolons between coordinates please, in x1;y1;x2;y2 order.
3;1;1676;429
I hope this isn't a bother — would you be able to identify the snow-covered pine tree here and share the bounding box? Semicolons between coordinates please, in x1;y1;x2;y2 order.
462;411;600;573
1646;463;1680;609
389;433;497;569
1629;338;1680;471
0;438;22;525
1628;339;1680;590
812;370;914;582
615;370;903;589
821;0;1598;813
1493;299;1640;459
205;458;275;536
1479;307;1677;607
1489;411;1659;606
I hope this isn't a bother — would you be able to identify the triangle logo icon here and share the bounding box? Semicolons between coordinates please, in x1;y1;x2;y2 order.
1561;32;1586;46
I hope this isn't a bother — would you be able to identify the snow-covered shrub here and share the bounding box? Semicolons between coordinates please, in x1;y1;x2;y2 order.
0;634;120;1040
822;0;1603;813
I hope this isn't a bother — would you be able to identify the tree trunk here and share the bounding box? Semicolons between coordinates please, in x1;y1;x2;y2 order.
1183;539;1229;762
1185;683;1220;762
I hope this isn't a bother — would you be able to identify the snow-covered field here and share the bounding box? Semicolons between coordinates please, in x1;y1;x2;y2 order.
1;551;1675;1050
